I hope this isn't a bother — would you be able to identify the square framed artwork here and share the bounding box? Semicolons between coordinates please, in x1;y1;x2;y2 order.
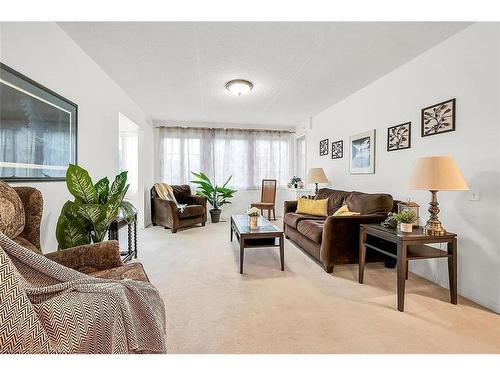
421;98;455;137
331;140;343;159
387;122;411;151
319;138;329;156
0;62;78;182
349;129;375;174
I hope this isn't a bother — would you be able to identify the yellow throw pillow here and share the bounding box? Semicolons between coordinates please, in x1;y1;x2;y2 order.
333;205;361;216
296;198;328;217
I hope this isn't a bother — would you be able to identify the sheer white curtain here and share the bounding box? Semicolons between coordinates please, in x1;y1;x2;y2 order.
157;126;293;190
158;127;212;185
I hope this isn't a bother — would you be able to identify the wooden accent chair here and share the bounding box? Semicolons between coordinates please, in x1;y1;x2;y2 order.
251;179;277;221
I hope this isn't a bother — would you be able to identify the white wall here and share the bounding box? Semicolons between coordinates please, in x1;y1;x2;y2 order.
305;23;500;313
0;22;155;251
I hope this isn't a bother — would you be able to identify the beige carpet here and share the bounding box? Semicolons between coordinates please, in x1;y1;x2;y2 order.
135;219;500;353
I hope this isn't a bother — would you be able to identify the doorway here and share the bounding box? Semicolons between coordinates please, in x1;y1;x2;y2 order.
118;113;140;214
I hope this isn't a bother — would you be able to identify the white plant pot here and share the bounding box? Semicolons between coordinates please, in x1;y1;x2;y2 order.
400;223;413;233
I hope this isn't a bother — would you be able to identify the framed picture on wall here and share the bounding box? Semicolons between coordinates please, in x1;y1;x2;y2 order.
387;122;411;151
331;140;343;159
349;130;375;174
319;138;329;156
0;62;77;181
421;98;455;137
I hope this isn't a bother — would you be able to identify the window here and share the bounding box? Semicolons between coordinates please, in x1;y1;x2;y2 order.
160;137;200;184
158;127;293;190
296;134;306;180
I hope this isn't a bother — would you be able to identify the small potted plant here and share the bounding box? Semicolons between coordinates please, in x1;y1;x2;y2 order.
393;208;417;233
290;176;302;188
247;207;260;229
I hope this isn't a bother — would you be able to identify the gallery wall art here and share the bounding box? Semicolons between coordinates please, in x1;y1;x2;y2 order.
421;98;455;137
349;130;375;174
319;138;329;156
387;122;411;151
0;63;78;181
331;140;343;159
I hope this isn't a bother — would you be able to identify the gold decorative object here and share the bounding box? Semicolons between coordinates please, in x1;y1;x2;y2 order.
249;215;258;230
407;156;469;235
247;207;260;230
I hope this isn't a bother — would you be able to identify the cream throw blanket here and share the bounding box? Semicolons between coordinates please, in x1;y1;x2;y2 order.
154;183;186;213
0;232;166;354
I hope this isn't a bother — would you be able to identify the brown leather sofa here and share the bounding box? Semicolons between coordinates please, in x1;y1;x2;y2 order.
151;184;207;233
284;188;395;273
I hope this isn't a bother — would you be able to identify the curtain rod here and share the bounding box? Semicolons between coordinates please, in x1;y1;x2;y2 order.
156;125;295;134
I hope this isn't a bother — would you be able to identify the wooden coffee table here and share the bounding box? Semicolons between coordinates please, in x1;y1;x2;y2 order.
230;214;284;274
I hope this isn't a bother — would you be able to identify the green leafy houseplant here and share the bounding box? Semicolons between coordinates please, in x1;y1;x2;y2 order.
56;164;136;249
393;208;416;233
290;176;302;188
190;172;237;223
393;209;417;224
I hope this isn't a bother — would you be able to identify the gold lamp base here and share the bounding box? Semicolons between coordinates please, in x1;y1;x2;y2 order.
423;222;447;236
423;190;447;236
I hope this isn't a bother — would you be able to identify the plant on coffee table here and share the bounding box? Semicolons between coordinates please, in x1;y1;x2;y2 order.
191;172;237;223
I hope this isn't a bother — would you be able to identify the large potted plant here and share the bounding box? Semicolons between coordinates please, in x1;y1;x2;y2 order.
56;164;136;249
191;172;237;223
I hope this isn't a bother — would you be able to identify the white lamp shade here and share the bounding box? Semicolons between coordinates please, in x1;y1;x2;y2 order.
307;168;328;183
407;156;469;191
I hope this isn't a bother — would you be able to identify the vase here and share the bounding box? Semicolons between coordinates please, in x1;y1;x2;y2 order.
249;215;258;229
210;209;221;223
400;223;413;233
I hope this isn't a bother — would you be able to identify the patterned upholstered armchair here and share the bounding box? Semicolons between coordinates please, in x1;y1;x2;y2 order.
0;180;149;281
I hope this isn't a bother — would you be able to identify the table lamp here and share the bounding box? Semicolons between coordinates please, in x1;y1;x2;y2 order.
407;156;469;235
307;168;328;195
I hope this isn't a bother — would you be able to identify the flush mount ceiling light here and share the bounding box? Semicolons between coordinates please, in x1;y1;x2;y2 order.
225;79;253;96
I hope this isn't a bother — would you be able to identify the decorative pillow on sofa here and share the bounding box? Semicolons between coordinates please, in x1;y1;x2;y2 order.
332;205;360;216
296;198;328;217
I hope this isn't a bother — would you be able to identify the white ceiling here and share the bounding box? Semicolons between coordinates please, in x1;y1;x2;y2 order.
59;22;471;128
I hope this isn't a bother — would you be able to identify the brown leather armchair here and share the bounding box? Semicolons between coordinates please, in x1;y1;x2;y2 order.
0;181;149;281
150;184;207;233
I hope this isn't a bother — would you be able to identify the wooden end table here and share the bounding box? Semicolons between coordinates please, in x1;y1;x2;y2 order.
230;214;284;274
108;209;138;262
359;224;457;312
